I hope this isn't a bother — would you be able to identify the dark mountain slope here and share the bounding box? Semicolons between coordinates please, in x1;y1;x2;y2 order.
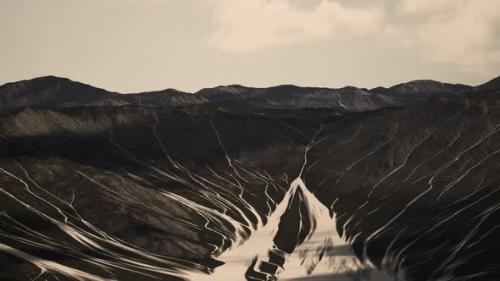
0;76;121;110
371;79;473;96
476;75;500;91
198;85;395;112
0;104;326;280
0;76;208;113
302;89;500;281
0;76;500;280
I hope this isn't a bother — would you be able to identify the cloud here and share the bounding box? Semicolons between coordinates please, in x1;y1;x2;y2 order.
207;0;385;51
399;0;462;13
206;0;500;73
398;0;500;70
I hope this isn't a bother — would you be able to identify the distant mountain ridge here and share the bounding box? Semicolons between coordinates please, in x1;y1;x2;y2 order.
370;79;473;95
0;75;498;113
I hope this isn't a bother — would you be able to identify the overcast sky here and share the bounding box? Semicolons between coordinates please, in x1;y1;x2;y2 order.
1;0;499;92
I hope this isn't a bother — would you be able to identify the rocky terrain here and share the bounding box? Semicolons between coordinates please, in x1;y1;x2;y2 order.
0;76;499;281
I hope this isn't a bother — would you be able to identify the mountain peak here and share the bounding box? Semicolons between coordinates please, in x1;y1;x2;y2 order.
1;75;63;89
476;75;500;91
197;85;251;95
386;79;472;95
0;76;115;113
30;75;71;82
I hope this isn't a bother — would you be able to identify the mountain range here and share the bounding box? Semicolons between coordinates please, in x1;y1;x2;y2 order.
1;75;498;113
0;75;500;281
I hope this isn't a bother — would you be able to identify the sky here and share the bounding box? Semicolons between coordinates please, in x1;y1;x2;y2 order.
1;0;499;93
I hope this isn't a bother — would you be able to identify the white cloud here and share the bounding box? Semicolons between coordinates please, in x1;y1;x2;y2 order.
206;0;500;73
399;0;500;71
400;0;462;13
207;0;385;51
